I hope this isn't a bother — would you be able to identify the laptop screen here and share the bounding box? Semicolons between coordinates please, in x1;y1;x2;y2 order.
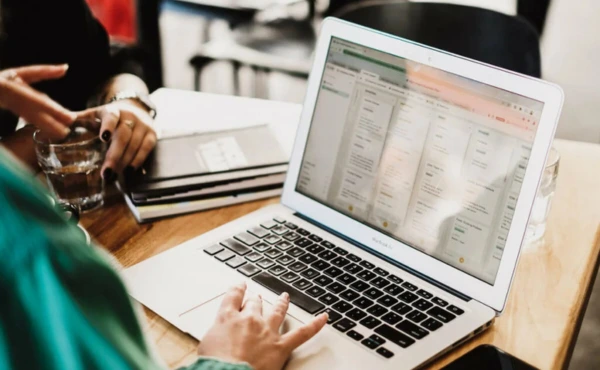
296;37;545;285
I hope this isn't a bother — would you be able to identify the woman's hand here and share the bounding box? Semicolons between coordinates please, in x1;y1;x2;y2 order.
0;65;76;138
197;283;328;370
77;101;157;181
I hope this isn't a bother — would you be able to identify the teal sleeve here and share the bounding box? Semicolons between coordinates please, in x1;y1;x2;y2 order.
181;358;253;370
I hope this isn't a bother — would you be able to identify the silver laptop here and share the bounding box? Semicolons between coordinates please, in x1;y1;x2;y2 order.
124;18;563;369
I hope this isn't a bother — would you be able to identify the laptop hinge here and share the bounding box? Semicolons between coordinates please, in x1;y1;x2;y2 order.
295;213;472;302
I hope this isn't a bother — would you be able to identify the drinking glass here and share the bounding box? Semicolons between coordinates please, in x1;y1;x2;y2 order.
525;147;560;241
34;121;107;213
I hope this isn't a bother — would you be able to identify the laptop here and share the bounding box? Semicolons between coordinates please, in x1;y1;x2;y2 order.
124;18;563;369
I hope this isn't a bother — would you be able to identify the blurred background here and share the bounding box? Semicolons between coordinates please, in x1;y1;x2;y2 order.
87;0;599;368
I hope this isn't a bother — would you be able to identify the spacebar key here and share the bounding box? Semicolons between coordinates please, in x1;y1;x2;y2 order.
252;272;325;314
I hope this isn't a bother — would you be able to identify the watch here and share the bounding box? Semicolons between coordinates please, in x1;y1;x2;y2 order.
108;91;157;119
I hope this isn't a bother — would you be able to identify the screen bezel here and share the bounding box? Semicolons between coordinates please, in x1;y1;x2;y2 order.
282;18;563;312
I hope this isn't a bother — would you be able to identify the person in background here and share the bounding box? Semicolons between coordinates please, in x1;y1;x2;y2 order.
0;0;157;181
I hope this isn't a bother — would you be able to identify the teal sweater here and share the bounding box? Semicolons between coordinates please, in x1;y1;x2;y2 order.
0;147;251;370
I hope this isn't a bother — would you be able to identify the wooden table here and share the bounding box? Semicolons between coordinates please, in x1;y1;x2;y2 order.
81;138;600;369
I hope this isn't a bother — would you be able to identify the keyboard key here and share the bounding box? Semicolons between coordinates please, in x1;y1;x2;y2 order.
273;216;286;223
332;301;353;313
289;261;308;273
276;255;295;266
318;250;337;261
253;242;270;252
381;312;402;325
391;302;413;315
327;282;346;294
281;271;300;283
321;240;335;248
324;266;343;278
337;273;357;285
428;307;457;323
238;263;261;277
287;247;305;258
248;226;269;238
377;295;399;307
346;308;367;321
399;291;418;303
359;316;382;329
301;268;320;279
367;304;388;317
354;297;374;310
413;299;434;312
406;311;427;323
264;235;282;244
245;251;263;263
346;330;364;341
260;220;278;229
257;258;275;269
432;297;449;307
308;234;323;243
373;267;389;277
333;247;348;256
374;324;415;348
401;282;418;291
416;289;433;299
306;286;326;298
346;253;361;263
371;277;390;289
252;272;324;314
283;233;301;242
311;260;331;271
396;320;429;340
361;338;381;349
319;293;340;306
376;347;394;359
357;270;376;281
296;228;310;236
269;265;287;276
333;318;356;332
360;260;375;269
307;244;326;255
383;284;404;296
322;308;342;324
271;225;288;235
314;275;334;287
331;256;350;268
215;249;235;261
298;254;318;264
264;249;283;259
294;238;312;248
226;256;246;268
275;241;293;251
221;239;251;255
293;279;313;290
387;274;403;285
370;334;386;346
350;280;370;292
234;232;259;246
447;305;465;315
364;288;384;300
344;263;363;274
203;244;224;255
421;318;443;331
285;222;298;230
340;289;361;301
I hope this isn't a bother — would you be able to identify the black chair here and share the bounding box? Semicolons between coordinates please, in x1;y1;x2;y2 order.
335;1;541;78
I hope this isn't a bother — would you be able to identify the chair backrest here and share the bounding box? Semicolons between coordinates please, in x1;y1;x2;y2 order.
335;1;541;78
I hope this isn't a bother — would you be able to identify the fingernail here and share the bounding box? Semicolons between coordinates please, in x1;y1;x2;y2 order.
258;294;262;300
321;313;329;320
283;292;290;301
62;64;69;71
101;131;111;142
62;127;71;136
125;165;135;174
103;168;115;182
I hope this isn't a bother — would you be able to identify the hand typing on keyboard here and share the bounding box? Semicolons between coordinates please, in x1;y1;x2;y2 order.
197;282;329;370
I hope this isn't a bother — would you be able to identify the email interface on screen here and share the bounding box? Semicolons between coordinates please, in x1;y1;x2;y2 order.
297;38;544;284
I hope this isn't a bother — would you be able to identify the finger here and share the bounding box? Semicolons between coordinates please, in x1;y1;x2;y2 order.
119;122;146;168
242;294;263;316
102;123;132;180
219;282;247;312
97;105;121;142
267;292;290;330
15;64;69;84
29;111;71;139
129;131;157;169
281;312;328;351
4;80;75;125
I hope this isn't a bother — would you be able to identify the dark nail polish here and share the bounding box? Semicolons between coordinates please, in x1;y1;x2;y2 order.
101;131;111;141
125;165;135;174
103;168;115;182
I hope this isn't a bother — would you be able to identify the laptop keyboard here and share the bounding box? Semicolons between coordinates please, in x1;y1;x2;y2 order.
204;217;465;359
